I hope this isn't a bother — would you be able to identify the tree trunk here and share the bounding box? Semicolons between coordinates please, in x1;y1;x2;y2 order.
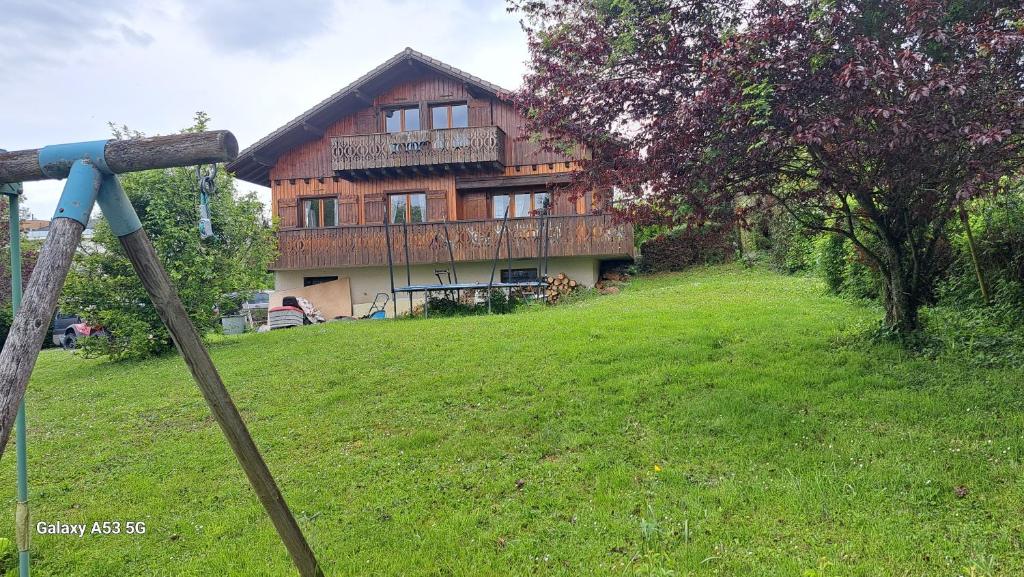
880;244;920;334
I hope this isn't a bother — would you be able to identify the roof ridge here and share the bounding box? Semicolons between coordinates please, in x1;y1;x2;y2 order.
227;48;514;185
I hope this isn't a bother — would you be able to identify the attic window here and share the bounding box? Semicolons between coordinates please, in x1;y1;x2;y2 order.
383;107;420;133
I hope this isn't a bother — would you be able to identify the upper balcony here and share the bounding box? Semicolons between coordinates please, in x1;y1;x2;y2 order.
331;126;506;179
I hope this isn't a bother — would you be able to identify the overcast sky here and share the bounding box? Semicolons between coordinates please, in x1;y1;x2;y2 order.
1;0;529;219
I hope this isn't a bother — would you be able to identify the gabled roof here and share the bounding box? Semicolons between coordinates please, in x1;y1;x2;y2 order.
227;48;513;186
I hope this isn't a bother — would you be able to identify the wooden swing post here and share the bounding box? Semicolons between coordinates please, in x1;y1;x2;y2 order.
0;132;323;577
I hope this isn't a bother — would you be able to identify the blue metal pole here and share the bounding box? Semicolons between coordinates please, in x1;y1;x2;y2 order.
7;187;29;576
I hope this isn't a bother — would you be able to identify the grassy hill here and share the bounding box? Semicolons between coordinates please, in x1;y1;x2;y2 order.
2;266;1021;576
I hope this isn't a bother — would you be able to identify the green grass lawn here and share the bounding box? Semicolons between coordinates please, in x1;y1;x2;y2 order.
2;265;1022;576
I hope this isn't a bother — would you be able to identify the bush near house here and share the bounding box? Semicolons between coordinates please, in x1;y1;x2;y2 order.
59;114;276;360
638;224;734;273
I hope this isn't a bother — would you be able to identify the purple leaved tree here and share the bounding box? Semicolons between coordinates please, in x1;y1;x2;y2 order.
512;0;1024;333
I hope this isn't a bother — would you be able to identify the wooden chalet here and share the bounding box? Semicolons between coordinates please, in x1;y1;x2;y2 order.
227;48;634;316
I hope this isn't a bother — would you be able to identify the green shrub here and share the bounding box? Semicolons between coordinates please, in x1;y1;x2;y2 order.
60;114;276;360
416;289;525;318
76;309;164;360
813;234;846;293
633;224;671;248
842;247;880;300
0;305;10;350
781;230;815;273
639;224;734;273
920;304;1024;369
939;190;1024;308
0;536;15;575
810;232;880;299
750;210;815;273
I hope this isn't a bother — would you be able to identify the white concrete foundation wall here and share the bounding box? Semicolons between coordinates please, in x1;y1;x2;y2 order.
274;257;600;317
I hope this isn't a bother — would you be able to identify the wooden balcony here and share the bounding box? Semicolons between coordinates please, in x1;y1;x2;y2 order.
331;126;505;179
273;214;634;270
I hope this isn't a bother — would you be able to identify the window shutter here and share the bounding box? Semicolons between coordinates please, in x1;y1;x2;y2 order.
462;192;487;220
339;195;359;225
364;193;386;224
356;108;376;134
426;190;448;222
468;98;490;126
277;198;298;228
552;189;577;215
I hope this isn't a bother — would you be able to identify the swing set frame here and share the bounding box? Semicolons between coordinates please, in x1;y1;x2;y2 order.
0;132;323;577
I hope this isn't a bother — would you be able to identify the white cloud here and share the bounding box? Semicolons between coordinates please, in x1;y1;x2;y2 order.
1;0;529;219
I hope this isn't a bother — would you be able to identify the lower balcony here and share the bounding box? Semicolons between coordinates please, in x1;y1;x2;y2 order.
273;214;634;270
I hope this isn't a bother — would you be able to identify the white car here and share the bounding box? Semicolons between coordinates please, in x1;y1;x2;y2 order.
242;290;271;311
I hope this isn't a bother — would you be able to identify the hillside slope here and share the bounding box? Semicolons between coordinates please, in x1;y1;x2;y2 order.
2;266;1021;576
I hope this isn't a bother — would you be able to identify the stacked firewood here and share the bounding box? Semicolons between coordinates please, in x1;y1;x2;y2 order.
544;273;578;303
594;270;629;295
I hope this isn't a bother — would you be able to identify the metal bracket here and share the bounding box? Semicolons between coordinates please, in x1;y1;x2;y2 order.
38;140;110;179
96;175;142;237
0;182;21;198
52;159;102;225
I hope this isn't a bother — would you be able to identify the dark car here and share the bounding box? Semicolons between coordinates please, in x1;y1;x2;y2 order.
52;312;107;350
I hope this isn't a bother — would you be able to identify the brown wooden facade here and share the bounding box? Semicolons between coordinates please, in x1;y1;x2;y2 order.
227;49;634;272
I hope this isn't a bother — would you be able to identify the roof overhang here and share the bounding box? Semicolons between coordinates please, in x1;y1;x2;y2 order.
227;48;513;187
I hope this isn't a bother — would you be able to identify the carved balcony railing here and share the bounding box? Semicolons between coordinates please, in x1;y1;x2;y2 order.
273;214;634;270
331;126;505;178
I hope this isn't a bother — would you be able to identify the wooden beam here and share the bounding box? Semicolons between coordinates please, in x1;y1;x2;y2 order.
117;227;324;577
1;131;238;184
252;153;276;168
456;172;575;190
464;82;488;99
0;218;85;453
301;122;325;138
351;89;373;106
